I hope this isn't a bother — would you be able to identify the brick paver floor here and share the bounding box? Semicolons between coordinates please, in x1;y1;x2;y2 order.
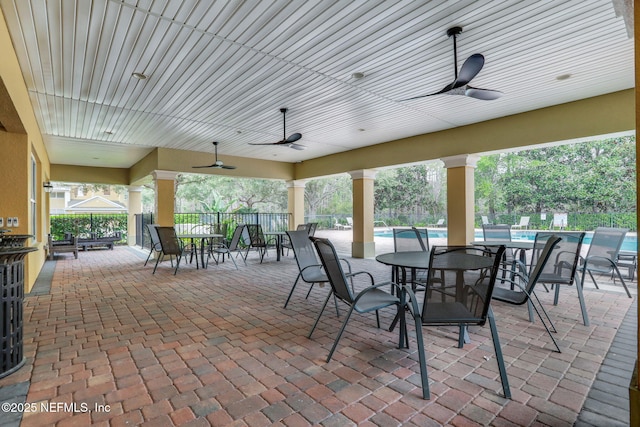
0;235;635;426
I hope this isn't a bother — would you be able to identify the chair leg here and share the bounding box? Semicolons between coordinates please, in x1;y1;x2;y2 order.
553;283;561;305
326;306;356;362
412;315;430;399
487;308;511;399
308;291;333;339
173;254;182;275
611;263;632;298
577;272;591;326
304;283;315;299
587;269;600;289
526;299;535;322
152;253;163;274
527;294;561;352
227;251;238;270
144;249;153;266
284;275;302;308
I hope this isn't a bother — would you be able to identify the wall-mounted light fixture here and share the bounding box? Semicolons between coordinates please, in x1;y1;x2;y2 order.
43;182;53;192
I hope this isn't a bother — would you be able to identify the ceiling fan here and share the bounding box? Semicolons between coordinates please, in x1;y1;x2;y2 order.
402;26;502;101
192;141;236;169
248;108;305;150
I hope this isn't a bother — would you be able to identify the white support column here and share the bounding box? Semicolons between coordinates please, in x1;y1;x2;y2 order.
152;170;179;226
286;179;307;230
127;186;143;246
349;169;378;258
441;154;479;246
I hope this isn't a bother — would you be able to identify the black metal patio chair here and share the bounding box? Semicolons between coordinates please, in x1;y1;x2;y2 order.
308;237;401;363
153;226;191;275
405;245;510;399
490;235;563;352
207;224;247;269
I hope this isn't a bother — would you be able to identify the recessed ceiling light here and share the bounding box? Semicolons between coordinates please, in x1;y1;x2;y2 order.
556;73;572;81
352;72;365;79
358;128;366;132
132;72;148;80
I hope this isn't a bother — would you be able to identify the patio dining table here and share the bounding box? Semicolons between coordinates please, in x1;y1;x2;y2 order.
178;233;222;269
264;231;287;261
377;248;504;349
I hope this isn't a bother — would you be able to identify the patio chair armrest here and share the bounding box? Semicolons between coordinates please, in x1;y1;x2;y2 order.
338;257;353;273
352;280;399;304
582;255;616;267
300;263;323;275
404;286;422;318
347;270;376;284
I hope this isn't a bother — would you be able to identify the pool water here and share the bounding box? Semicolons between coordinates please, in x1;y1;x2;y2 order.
374;229;638;252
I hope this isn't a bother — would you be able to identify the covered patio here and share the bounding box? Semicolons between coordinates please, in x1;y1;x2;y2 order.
0;234;635;426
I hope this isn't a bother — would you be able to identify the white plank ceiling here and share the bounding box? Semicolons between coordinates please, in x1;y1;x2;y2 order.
0;0;634;168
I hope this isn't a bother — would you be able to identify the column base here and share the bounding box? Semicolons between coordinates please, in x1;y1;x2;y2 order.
351;241;376;258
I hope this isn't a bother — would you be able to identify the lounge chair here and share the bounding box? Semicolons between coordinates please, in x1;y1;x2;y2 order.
550;213;568;230
428;218;445;227
511;216;530;230
481;215;492;225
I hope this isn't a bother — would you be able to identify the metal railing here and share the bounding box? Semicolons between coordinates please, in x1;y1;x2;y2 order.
135;212;292;250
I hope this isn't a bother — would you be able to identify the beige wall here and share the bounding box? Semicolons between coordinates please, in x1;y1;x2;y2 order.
0;7;50;291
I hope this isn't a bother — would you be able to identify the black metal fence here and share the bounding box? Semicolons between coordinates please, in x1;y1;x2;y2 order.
135;212;292;250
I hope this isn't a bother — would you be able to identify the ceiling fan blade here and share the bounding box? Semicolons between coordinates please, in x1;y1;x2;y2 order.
192;164;216;168
399;80;457;101
288;143;306;150
452;53;484;88
285;132;302;143
221;165;237;169
248;142;280;146
465;85;503;100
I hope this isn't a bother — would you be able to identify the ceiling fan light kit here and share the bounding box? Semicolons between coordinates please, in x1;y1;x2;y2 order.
401;26;502;101
248;108;305;150
192;141;237;169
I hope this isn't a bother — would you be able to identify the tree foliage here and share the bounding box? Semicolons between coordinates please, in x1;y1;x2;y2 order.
476;136;636;214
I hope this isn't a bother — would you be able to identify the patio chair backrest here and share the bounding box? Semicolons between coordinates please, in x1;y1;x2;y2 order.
585;227;629;269
227;225;246;251
296;223;310;233
518;216;530;226
307;223;318;236
393;228;427;252
155;226;183;256
246;224;267;247
312;237;354;304
482;216;491;225
534;232;585;286
483;224;512;241
147;223;162;250
422;245;505;325
287;230;324;282
506;236;562;305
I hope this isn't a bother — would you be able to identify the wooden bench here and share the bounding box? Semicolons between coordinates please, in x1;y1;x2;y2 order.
48;234;78;260
77;232;122;251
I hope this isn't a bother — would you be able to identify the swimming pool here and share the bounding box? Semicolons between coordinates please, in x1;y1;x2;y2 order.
374;229;638;252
